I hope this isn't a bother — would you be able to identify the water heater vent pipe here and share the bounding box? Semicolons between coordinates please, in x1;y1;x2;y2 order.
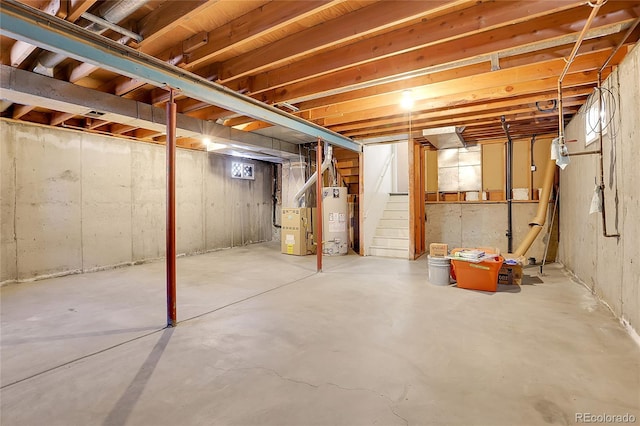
294;142;332;207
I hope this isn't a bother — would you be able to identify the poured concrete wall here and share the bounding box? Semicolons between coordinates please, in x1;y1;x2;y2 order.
426;202;550;261
0;120;273;283
559;43;640;333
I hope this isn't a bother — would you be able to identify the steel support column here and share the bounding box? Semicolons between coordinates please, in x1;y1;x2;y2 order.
316;138;323;272
166;89;177;327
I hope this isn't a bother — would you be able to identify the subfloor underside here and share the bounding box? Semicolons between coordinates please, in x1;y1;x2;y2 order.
1;242;638;426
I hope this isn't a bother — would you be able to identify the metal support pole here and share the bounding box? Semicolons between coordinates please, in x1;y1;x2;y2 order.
316;138;323;272
166;89;177;327
501;116;513;253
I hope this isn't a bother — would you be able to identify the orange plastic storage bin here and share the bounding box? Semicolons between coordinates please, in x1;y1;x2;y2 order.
452;255;504;292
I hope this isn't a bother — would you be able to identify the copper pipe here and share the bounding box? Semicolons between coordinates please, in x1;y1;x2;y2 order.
596;73;621;238
558;0;606;141
316;137;323;272
593;17;637;239
598;17;640;73
516;0;605;256
166;89;177;327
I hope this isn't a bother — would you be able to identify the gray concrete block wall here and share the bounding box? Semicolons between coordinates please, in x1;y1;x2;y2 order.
559;42;639;332
0;120;274;284
426;203;548;260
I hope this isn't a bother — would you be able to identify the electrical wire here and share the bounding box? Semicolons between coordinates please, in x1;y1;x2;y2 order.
535;99;557;113
582;86;618;136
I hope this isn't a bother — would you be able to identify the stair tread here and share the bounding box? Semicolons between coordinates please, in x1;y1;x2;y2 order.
370;245;408;250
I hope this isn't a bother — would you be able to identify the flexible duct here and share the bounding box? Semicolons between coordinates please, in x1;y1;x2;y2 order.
513;156;556;257
33;0;149;76
294;143;332;207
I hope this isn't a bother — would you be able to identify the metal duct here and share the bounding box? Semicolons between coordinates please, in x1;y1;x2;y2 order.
294;143;333;207
422;126;466;149
33;0;149;76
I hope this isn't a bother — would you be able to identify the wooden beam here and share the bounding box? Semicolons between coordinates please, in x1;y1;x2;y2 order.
263;5;637;105
184;1;340;70
67;0;97;22
217;0;463;82
137;1;209;49
135;128;164;139
304;49;613;123
328;88;592;133
343;99;586;138
291;35;630;113
12;104;35;119
245;0;583;94
110;123;138;134
50;111;75;126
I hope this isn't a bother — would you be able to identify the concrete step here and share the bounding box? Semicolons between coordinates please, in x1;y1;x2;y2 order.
372;236;409;248
369;246;408;259
382;209;409;219
377;218;408;228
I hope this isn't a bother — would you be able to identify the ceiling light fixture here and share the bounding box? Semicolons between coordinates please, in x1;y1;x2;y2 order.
400;90;414;110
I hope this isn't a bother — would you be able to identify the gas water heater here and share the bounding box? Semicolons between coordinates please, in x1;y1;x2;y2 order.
322;187;349;256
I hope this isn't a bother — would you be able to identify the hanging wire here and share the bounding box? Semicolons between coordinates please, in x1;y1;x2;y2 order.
535;99;557;113
582;86;618;137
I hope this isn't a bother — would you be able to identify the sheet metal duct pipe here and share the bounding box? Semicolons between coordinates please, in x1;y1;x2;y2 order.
32;0;149;76
166;89;177;327
316;138;323;273
80;12;143;43
515;0;605;257
501;116;513;253
293;143;332;207
0;0;360;153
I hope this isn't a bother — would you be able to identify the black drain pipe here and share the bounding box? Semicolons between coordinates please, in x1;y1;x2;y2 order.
501;116;513;253
272;163;281;228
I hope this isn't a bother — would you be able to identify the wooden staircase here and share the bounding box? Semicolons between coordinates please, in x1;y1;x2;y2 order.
369;194;409;259
332;147;359;196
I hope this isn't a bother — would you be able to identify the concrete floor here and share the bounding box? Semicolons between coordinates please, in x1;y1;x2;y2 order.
1;242;638;426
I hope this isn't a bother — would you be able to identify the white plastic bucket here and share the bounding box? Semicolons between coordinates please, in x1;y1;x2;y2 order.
428;255;451;286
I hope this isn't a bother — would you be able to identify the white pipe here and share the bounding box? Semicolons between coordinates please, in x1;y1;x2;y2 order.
294;143;332;207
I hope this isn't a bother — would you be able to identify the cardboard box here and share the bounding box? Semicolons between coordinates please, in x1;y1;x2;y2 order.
498;255;525;285
281;208;316;256
429;243;448;257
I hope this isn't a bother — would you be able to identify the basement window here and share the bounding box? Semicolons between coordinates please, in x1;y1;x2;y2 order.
585;91;607;146
231;162;255;180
